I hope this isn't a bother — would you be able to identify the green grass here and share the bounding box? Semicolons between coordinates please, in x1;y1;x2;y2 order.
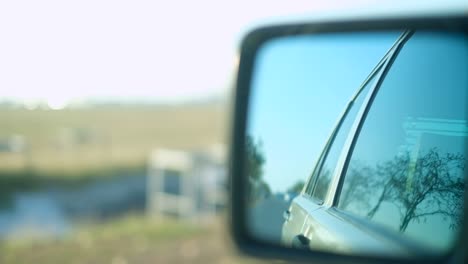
0;214;272;264
0;214;206;264
72;215;204;243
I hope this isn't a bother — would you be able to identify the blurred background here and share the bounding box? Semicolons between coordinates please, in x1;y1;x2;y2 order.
0;0;450;263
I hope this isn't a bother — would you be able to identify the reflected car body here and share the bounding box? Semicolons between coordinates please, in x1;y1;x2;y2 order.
281;30;468;257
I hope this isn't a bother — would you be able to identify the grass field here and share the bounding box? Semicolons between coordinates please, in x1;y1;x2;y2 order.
0;214;274;264
0;103;227;174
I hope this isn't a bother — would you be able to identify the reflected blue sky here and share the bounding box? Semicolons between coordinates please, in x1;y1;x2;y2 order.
248;32;401;193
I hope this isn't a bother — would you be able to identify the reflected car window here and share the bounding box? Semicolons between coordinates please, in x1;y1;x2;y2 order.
338;31;468;251
306;69;382;201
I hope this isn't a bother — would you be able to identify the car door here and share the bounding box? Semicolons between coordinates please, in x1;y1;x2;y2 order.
293;30;468;256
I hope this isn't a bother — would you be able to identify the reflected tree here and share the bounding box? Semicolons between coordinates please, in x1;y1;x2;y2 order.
245;136;265;182
388;149;464;232
287;180;305;194
314;169;333;200
246;135;270;203
339;162;374;212
341;148;466;234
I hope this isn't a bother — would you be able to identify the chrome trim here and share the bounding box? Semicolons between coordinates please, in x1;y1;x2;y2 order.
302;61;385;198
303;31;409;202
323;57;392;206
326;30;414;207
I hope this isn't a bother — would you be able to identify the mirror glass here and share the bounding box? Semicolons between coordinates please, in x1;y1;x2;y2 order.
245;30;468;257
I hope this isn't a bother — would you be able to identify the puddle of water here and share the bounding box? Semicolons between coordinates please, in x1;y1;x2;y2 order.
0;174;146;240
0;192;70;239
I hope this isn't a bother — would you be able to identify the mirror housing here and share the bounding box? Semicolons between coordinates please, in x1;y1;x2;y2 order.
229;15;468;264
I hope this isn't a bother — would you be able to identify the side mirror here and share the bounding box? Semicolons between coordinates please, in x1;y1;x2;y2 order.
229;15;468;264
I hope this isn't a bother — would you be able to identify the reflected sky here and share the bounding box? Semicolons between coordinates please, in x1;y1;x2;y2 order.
248;32;400;193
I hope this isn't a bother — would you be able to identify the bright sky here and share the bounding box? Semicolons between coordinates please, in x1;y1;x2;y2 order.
2;0;465;108
0;0;356;108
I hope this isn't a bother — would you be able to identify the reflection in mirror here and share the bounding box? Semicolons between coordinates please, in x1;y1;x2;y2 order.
245;30;468;257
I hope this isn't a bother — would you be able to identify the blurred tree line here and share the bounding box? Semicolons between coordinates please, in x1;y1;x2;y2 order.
246;136;271;203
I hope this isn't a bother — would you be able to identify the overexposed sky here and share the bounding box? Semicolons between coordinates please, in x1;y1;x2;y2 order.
0;0;375;107
0;0;466;107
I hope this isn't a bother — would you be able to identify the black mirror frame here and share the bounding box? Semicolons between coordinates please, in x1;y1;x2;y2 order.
229;14;468;264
